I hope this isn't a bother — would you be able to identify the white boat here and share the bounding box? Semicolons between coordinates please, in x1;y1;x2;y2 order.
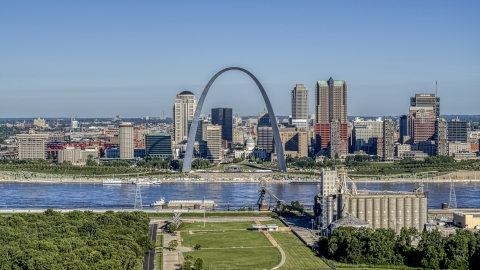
103;178;122;184
151;197;166;206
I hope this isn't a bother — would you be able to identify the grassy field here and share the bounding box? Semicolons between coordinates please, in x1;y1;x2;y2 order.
179;220;283;269
186;247;281;270
181;230;272;249
269;231;330;270
260;219;286;227
146;211;278;218
179;221;257;231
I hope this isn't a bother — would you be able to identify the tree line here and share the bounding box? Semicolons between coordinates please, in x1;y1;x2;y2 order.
0;209;154;270
318;226;480;270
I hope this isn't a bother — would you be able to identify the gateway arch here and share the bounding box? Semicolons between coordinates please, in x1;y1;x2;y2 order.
182;67;287;172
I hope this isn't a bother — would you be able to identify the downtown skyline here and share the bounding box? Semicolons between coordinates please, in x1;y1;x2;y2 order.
1;1;479;118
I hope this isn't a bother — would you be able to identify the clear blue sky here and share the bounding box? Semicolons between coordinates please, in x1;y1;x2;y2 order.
1;1;479;118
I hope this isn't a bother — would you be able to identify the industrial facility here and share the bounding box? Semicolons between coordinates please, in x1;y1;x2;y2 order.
314;169;428;234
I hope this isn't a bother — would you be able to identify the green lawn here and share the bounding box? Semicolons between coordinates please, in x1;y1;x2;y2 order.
270;231;330;270
181;230;272;249
260;219;286;227
179;221;256;231
184;247;281;270
147;211;278;219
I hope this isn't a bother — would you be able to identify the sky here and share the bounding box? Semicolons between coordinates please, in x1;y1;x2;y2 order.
1;1;479;118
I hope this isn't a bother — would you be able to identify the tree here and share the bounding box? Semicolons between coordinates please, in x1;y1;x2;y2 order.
168;240;178;251
194;258;204;270
194;244;201;250
86;155;97;166
168;223;178;234
182;260;193;269
417;230;446;269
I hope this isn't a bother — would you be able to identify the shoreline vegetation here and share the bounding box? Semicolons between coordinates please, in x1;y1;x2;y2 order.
1;155;480;184
1;170;480;184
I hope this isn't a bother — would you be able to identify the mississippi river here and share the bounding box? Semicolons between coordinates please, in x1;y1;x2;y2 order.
1;181;480;210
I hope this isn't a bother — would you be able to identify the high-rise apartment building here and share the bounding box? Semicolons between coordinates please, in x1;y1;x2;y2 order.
447;119;467;143
119;122;134;159
173;91;197;144
17;133;49;160
145;133;172;158
211;108;233;143
410;93;440;118
435;118;448;156
291;84;309;120
206;125;223;162
383;119;395;161
315;78;347;123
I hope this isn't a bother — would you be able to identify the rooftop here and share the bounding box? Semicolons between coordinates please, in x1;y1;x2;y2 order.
178;90;195;95
331;214;369;226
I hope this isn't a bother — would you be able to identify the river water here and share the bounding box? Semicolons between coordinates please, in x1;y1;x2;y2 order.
1;181;480;210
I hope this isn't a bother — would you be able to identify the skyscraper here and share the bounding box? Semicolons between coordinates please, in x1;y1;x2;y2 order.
173;91;197;145
410;93;440;118
211;107;233;143
206;124;223;162
408;109;436;144
407;93;440;144
119;122;134;159
257;109;274;153
291;84;309;120
315;78;347;123
314;78;348;158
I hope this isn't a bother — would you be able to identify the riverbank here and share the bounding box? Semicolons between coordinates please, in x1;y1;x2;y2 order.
3;177;480;184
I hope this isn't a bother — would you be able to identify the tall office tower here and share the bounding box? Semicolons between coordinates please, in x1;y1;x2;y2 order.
408;109;436;144
435;118;449;156
447;119;467;143
206;125;223;162
383;119;395;161
279;127;308;158
173;91;197;144
17;133;49;160
119;122;134;159
292;83;309;120
314;78;348;157
211;108;233;143
410;93;440;118
145;133;172;158
257;110;274;153
315;78;347;123
399;115;409;143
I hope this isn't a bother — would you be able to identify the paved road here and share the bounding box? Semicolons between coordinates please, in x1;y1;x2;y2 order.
143;223;158;270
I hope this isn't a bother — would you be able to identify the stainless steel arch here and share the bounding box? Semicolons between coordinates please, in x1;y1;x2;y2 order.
182;67;287;172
